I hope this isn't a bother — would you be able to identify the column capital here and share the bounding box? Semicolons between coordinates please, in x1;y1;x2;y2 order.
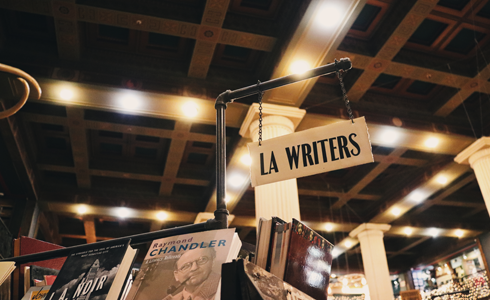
239;103;306;138
455;137;490;165
349;223;391;238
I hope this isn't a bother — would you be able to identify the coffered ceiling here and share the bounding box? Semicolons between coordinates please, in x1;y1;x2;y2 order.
1;0;490;273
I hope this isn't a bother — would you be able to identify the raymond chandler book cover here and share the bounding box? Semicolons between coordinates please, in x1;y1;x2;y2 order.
126;228;238;300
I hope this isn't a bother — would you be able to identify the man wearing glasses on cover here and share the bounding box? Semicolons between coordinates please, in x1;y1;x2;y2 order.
163;247;220;300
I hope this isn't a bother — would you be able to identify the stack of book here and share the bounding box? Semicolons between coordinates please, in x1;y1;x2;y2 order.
12;228;242;300
254;217;334;300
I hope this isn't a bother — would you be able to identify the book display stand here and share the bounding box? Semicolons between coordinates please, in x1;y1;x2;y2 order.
0;58;352;299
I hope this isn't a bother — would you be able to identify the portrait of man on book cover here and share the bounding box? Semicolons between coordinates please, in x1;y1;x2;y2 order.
163;247;220;300
126;228;238;300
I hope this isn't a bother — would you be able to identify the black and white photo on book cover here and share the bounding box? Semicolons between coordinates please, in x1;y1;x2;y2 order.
45;239;132;300
126;228;239;300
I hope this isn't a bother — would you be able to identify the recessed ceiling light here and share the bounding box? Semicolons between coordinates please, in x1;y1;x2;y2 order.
60;89;74;100
455;229;464;238
290;60;311;75
429;228;439;237
332;248;340;258
228;173;247;188
404;227;413;235
380;129;399;145
391;207;401;216
77;205;87;215
325;223;333;231
240;154;252;166
156;211;167;221
182;101;199;118
120;95;140;111
425;137;439;148
408;190;427;203
117;207;130;218
436;175;448;185
345;240;352;248
315;4;343;28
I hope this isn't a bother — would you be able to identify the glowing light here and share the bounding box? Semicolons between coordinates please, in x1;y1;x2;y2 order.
120;95;140;110
436;175;448;185
117;207;130;218
182;101;199;118
404;227;413;235
380;129;399;145
228;173;247;188
325;223;333;231
361;278;367;285
60;89;74;100
455;229;464;238
332;248;340;258
425;137;439;148
240;154;252;166
331;274;337;278
429;228;439;237
342;278;349;286
225;195;231;203
408;190;427;203
345;240;352;248
156;211;168;221
290;60;311;74
392;207;401;216
77;205;87;215
463;254;467;259
327;287;332;294
315;4;343;28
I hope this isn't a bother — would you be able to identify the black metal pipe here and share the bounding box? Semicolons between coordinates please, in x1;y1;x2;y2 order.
0;221;216;264
214;91;230;229
227;58;351;102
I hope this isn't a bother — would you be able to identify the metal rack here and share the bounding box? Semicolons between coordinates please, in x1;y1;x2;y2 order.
0;58;352;265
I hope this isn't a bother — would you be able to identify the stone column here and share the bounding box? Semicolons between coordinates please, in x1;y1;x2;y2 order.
455;137;490;213
350;223;393;300
240;103;306;224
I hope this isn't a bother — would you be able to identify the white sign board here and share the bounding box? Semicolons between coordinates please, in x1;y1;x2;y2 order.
248;117;373;187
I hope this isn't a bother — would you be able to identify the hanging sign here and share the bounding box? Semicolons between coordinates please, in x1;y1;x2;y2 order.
248;117;373;187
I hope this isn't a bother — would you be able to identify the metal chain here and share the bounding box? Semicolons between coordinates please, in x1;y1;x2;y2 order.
257;80;264;146
335;59;355;123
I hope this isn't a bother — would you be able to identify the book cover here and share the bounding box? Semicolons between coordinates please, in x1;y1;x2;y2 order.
0;261;15;286
221;259;315;300
20;286;51;300
283;219;334;300
45;239;136;300
126;228;241;300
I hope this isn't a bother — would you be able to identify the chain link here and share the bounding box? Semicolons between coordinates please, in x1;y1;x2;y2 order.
257;81;264;146
335;59;355;123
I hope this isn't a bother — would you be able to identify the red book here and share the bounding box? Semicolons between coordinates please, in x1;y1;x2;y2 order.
282;219;334;300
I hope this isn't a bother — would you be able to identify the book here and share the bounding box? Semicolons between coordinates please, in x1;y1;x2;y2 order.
282;219;333;300
20;286;51;300
255;218;334;300
126;228;241;300
44;239;137;300
221;259;315;300
0;261;15;286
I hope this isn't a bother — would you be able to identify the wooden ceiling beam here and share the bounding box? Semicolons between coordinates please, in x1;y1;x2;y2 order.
411;173;476;214
388;236;431;259
331;148;407;209
83;217;97;244
159;121;191;195
36;163;209;186
51;1;80;60
347;0;439;102
66;107;91;188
